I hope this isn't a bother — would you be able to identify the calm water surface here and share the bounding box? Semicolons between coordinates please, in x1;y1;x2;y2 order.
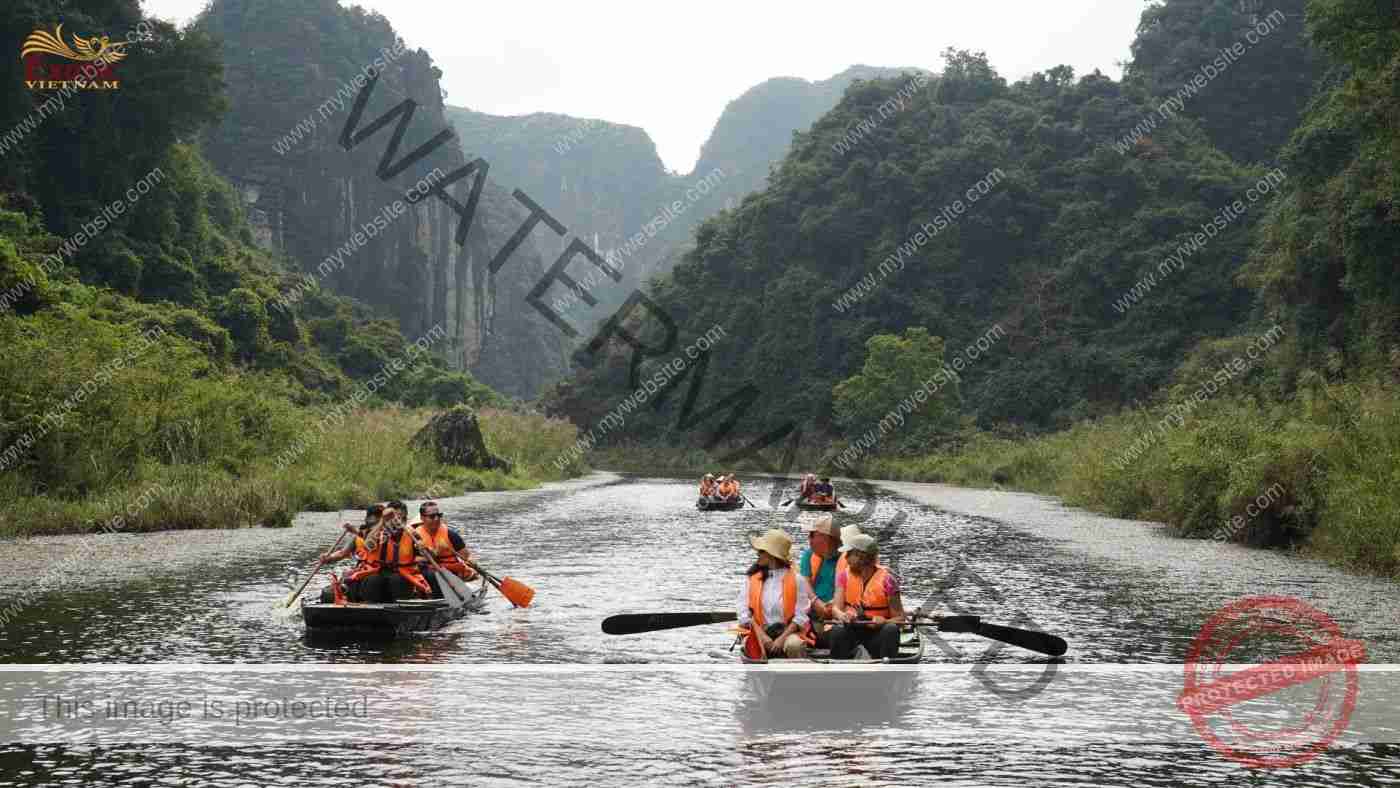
0;475;1397;786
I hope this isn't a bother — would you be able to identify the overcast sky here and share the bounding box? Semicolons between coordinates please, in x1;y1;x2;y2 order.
140;0;1148;173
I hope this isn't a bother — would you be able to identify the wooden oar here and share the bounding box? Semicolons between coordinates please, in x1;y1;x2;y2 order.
280;528;350;609
602;611;737;635
462;557;534;608
740;493;756;509
912;614;1068;657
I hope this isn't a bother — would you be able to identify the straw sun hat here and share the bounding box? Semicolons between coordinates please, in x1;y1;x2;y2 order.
750;529;794;563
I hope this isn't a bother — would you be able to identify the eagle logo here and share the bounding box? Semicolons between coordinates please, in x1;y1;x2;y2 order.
21;24;129;64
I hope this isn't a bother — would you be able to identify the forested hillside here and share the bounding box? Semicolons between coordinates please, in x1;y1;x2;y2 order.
0;0;580;536
552;48;1271;439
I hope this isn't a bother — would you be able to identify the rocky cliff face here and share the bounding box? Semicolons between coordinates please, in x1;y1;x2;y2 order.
445;65;930;320
198;0;568;397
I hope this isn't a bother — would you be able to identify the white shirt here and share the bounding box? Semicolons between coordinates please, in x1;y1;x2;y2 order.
735;566;814;628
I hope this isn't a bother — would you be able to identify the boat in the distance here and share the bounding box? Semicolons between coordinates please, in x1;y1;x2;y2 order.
301;578;490;637
794;495;839;511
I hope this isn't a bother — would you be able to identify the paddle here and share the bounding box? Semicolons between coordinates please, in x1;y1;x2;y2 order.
462;556;535;608
602;611;737;635
280;528;350;610
912;614;1068;657
740;493;756;509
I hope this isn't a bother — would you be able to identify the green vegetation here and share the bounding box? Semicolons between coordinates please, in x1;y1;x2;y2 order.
552;46;1270;440
0;406;582;538
0;0;585;538
833;327;961;450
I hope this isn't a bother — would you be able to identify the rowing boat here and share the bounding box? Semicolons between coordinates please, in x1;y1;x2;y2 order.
697;497;744;511
738;626;925;664
794;498;838;511
301;578;490;637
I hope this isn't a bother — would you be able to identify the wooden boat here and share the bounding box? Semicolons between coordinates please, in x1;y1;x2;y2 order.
697;496;744;511
301;578;490;637
794;497;838;511
739;626;925;664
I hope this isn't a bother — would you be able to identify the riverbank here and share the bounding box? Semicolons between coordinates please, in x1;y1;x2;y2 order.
0;407;588;539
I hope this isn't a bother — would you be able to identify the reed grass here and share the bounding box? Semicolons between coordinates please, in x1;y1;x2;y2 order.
0;407;583;538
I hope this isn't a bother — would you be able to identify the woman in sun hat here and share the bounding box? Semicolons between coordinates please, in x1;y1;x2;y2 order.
736;528;815;659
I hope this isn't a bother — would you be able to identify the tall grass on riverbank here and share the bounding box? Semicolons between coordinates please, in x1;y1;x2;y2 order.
860;383;1400;579
0;407;584;538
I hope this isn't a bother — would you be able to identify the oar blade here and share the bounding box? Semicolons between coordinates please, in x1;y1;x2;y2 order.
499;577;535;608
601;611;738;636
976;622;1068;657
436;570;469;608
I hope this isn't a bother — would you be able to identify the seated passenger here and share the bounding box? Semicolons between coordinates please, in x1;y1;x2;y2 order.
829;533;906;660
736;529;814;659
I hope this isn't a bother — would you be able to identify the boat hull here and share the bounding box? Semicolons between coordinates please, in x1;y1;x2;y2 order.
696;497;744;511
301;580;489;637
794;500;838;511
739;626;925;664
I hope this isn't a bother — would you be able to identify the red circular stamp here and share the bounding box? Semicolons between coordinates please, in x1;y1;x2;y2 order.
1177;595;1365;768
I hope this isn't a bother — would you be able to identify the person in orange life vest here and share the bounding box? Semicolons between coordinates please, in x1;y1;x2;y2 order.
347;506;433;601
798;514;846;648
319;503;384;603
699;473;718;498
736;529;815;658
718;473;741;500
411;500;477;598
829;533;907;660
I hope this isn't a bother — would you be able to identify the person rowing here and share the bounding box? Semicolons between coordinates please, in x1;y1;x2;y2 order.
411;500;478;599
736;529;815;659
796;473;817;502
699;473;718;499
333;504;433;602
799;514;846;649
828;532;906;660
319;503;382;602
717;473;741;501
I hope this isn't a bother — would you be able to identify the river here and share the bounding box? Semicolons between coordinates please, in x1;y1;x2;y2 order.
0;473;1396;786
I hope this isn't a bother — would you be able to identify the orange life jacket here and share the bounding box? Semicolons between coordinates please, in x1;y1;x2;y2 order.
844;565;893;616
808;551;848;592
349;529;431;596
414;524;472;579
699;480;717;496
742;570;814;644
719;480;739;498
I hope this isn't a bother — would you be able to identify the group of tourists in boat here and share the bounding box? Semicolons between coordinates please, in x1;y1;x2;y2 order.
739;515;904;660
792;473;840;510
315;499;476;604
696;472;746;509
696;473;841;511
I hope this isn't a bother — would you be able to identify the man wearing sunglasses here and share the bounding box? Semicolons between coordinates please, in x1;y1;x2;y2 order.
411;501;478;598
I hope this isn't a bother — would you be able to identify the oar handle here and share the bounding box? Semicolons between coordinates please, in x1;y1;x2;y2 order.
283;528;349;607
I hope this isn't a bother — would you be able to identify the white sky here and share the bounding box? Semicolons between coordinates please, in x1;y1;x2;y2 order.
140;0;1148;173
